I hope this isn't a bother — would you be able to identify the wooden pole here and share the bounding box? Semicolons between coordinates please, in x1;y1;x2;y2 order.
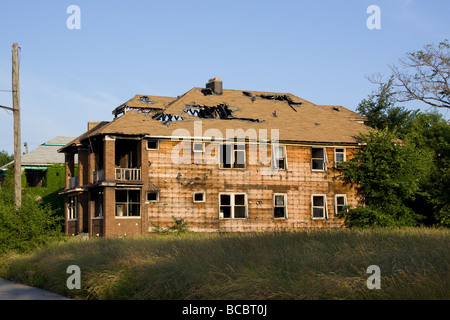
12;43;21;209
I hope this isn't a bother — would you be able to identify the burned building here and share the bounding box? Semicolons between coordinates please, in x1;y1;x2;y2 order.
59;78;370;237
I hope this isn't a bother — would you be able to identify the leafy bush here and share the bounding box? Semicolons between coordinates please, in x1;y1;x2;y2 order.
0;194;64;254
152;216;190;235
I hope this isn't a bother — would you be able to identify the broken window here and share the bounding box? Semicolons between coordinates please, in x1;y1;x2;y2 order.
219;143;245;169
311;147;326;171
193;191;205;203
272;145;286;170
335;194;347;216
147;191;159;202
68;195;78;220
311;195;327;220
91;190;103;218
274;194;287;219
116;189;140;217
147;140;159;150
219;193;247;219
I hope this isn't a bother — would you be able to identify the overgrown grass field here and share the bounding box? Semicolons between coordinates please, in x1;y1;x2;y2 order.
0;228;448;300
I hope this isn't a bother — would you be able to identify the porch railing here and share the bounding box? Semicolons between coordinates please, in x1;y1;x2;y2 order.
115;168;141;181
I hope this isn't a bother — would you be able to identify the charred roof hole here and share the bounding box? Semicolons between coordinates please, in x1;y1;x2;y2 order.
183;103;263;123
242;92;302;111
140;96;155;104
331;107;340;112
201;88;213;96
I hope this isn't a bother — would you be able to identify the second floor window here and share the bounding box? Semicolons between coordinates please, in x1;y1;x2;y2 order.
311;147;326;171
272;145;286;170
219;143;245;169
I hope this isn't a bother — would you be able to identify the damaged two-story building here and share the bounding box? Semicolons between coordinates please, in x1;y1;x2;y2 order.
59;78;370;237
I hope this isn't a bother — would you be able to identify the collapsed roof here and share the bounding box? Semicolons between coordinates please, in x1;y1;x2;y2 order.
60;78;369;152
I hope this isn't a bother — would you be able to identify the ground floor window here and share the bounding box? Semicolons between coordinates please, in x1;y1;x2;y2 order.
25;169;47;187
91;190;103;217
335;194;347;216
311;194;328;220
273;193;287;219
219;193;247;219
116;189;140;217
68;195;78;220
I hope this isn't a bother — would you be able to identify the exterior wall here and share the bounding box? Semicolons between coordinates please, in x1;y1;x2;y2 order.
63;137;361;237
145;140;359;233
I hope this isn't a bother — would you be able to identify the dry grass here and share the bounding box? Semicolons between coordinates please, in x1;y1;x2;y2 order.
0;228;448;300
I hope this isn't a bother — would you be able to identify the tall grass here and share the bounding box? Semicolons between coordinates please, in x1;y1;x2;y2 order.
0;228;448;300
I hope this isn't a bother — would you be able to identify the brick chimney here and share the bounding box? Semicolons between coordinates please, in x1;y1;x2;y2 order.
206;77;223;95
88;121;101;131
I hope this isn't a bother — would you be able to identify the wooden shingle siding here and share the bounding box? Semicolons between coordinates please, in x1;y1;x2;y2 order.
144;140;357;232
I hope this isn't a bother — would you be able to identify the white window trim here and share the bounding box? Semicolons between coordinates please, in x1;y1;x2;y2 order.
311;147;326;172
192;191;206;203
272;145;287;170
68;195;78;221
147;191;159;203
334;147;346;165
218;143;246;169
146;139;159;151
335;194;347;216
311;194;328;220
219;192;248;219
273;193;288;219
193;142;205;153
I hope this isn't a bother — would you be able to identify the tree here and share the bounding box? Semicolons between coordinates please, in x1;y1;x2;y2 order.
339;128;434;227
370;40;450;109
357;79;418;138
0;150;13;167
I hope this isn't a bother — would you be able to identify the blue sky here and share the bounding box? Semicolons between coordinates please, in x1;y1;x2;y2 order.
0;0;449;154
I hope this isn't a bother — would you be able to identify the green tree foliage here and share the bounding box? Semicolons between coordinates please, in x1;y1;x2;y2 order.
0;150;13;167
339;128;433;227
342;80;450;227
0;169;64;253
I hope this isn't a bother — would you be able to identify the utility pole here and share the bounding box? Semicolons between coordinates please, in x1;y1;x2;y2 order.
12;43;21;209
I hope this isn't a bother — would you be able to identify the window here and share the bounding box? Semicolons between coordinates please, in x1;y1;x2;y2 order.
193;142;204;153
193;191;205;203
311;147;326;171
274;194;287;219
91;190;103;218
147;191;159;202
116;189;140;217
219;143;245;169
219;193;247;219
335;148;346;166
68;195;78;220
311;195;327;220
272;145;286;170
335;194;347;216
26;169;47;187
147;140;159;150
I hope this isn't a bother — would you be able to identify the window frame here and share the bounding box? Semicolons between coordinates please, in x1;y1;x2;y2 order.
147;191;159;203
192;142;205;153
334;147;346;166
219;143;246;169
273;193;288;219
272;145;287;170
311;147;326;172
192;191;206;203
146;139;159;151
115;189;141;218
68;195;78;221
219;192;248;219
311;194;328;220
335;194;347;216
